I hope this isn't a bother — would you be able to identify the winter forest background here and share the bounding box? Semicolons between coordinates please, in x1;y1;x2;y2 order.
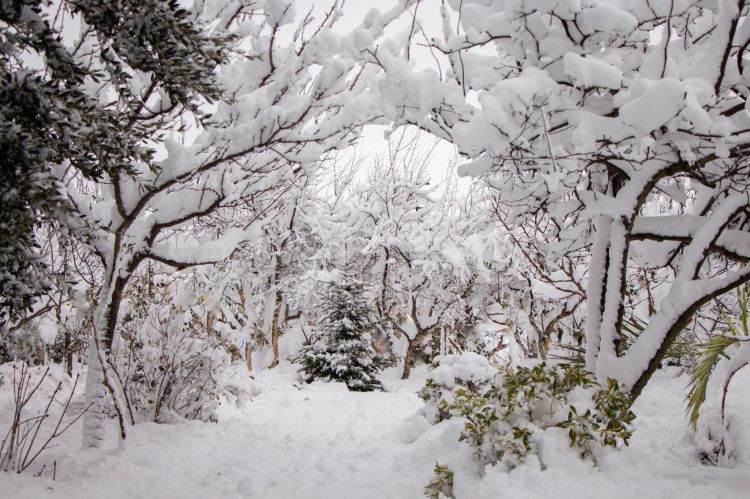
1;0;750;497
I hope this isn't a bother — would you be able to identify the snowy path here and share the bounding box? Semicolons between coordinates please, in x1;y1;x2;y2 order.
197;378;429;498
1;366;432;499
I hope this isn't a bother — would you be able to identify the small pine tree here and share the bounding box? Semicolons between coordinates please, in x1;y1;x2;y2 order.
297;269;382;392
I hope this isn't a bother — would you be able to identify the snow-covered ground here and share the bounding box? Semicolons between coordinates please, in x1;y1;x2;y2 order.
1;364;749;498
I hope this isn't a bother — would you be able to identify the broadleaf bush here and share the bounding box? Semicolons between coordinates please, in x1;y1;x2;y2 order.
419;355;636;471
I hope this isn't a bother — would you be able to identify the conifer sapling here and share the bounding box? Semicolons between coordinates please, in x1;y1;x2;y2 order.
297;268;383;392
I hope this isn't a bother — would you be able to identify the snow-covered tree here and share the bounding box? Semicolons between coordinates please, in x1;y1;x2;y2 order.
1;224;98;372
297;267;382;392
484;194;587;360
191;174;323;373
246;179;321;369
382;0;750;400
0;0;229;325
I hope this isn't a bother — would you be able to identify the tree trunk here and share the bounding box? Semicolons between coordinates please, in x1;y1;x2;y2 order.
65;331;73;377
82;342;107;448
598;194;750;401
245;343;253;372
596;218;629;371
585;215;612;373
268;294;284;369
401;341;417;380
628;269;750;400
268;250;285;368
401;325;430;379
82;277;129;448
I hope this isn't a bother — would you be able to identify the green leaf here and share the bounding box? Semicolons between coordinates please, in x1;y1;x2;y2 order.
686;334;740;431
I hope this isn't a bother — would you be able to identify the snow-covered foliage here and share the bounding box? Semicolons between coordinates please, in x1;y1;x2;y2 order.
418;354;635;476
296;267;383;392
418;353;498;424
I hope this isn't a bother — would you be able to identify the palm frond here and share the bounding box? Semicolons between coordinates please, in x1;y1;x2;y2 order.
686;282;749;432
686;335;740;432
547;343;586;364
739;284;748;336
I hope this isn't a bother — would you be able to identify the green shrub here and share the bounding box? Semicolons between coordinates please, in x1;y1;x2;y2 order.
419;358;635;470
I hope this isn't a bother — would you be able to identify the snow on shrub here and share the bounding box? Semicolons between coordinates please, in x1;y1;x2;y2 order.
419;353;498;424
0;362;86;475
424;462;455;499
113;275;243;423
418;354;635;483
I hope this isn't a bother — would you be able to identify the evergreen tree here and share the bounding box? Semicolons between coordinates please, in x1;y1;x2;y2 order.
298;269;383;392
0;0;229;325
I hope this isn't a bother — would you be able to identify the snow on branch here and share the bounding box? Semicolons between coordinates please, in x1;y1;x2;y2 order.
148;226;261;269
631;214;750;262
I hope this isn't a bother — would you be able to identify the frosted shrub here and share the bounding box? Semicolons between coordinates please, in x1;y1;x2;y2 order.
418;353;498;424
114;277;234;423
0;363;85;474
419;355;635;471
